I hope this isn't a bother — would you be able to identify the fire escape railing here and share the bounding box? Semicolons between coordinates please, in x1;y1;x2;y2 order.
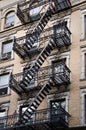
17;0;54;23
0;107;70;129
13;24;71;59
10;63;71;95
17;0;71;24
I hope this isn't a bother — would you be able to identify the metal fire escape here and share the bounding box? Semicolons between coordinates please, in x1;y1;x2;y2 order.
13;0;71;59
9;0;71;128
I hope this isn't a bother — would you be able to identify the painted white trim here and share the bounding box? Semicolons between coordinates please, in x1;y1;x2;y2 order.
80;47;86;79
81;9;86;39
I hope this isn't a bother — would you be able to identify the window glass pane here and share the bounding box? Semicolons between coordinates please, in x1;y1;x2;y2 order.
0;74;10;86
30;7;39;16
3;41;13;54
6;12;15;26
6;15;15;25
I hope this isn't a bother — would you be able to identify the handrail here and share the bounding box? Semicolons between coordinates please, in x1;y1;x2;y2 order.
11;63;70;84
0;107;70;128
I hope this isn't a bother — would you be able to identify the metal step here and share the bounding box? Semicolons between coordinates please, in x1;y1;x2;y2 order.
21;37;55;87
24;3;55;52
20;79;53;123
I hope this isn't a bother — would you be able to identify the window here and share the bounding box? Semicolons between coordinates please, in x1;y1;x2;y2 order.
80;88;86;125
52;59;66;84
5;11;15;28
30;6;40;20
47;92;69;126
47;92;69;112
81;9;86;39
0;103;9;128
0;109;6;128
85;95;86;124
0;73;10;96
85;53;86;78
84;15;86;38
57;0;66;10
80;47;86;79
1;40;13;60
50;99;68;126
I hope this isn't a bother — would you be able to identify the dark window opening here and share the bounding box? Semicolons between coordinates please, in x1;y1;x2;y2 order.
84;53;86;78
84;15;86;38
85;95;86;123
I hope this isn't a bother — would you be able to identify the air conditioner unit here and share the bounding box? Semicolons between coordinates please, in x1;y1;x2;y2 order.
1;52;11;60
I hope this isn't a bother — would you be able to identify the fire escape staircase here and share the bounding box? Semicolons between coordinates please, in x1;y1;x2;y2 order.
12;27;71;124
9;0;71;126
20;78;54;123
13;2;56;59
20;37;56;89
17;0;40;24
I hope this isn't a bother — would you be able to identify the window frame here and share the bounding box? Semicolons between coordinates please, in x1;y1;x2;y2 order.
52;58;66;83
47;92;69;123
80;88;86;125
81;9;86;39
1;40;13;60
5;11;15;28
84;15;86;38
0;73;10;96
47;92;69;112
0;103;9;128
80;47;86;80
29;6;40;20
